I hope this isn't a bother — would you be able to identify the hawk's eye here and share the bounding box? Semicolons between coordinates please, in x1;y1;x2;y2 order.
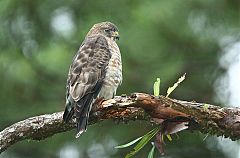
104;29;111;33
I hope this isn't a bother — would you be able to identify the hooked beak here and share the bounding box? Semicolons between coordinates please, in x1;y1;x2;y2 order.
112;31;120;40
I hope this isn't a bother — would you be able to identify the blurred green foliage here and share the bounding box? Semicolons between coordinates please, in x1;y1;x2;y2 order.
0;0;239;157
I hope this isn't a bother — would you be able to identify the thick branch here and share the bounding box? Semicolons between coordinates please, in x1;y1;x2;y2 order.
1;93;240;153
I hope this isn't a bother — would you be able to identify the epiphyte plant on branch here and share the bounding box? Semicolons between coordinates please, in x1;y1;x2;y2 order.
116;73;191;157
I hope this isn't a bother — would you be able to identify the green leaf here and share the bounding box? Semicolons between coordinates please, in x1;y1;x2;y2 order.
153;78;161;96
166;134;172;141
115;136;143;149
203;133;209;141
125;127;160;158
203;104;209;111
147;143;155;158
166;73;186;97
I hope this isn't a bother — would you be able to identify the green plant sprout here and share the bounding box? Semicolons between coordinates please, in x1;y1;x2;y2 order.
153;78;161;96
203;104;210;111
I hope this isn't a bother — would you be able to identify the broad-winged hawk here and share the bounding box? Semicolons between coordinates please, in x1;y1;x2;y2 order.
63;22;122;138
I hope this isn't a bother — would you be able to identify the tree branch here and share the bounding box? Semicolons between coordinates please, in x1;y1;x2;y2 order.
1;93;240;153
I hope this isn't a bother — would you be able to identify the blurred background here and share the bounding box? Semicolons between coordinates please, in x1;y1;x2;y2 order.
0;0;239;157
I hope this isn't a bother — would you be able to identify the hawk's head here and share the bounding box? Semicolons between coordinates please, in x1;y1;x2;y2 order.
87;22;120;41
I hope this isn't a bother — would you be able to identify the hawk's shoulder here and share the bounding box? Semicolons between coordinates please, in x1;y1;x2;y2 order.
81;35;109;49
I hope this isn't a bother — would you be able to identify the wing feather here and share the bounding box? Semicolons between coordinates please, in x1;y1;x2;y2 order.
63;35;111;137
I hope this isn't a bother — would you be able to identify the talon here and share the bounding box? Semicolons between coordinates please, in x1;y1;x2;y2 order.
95;97;105;108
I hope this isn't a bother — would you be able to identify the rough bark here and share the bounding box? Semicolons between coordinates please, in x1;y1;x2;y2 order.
1;93;240;154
